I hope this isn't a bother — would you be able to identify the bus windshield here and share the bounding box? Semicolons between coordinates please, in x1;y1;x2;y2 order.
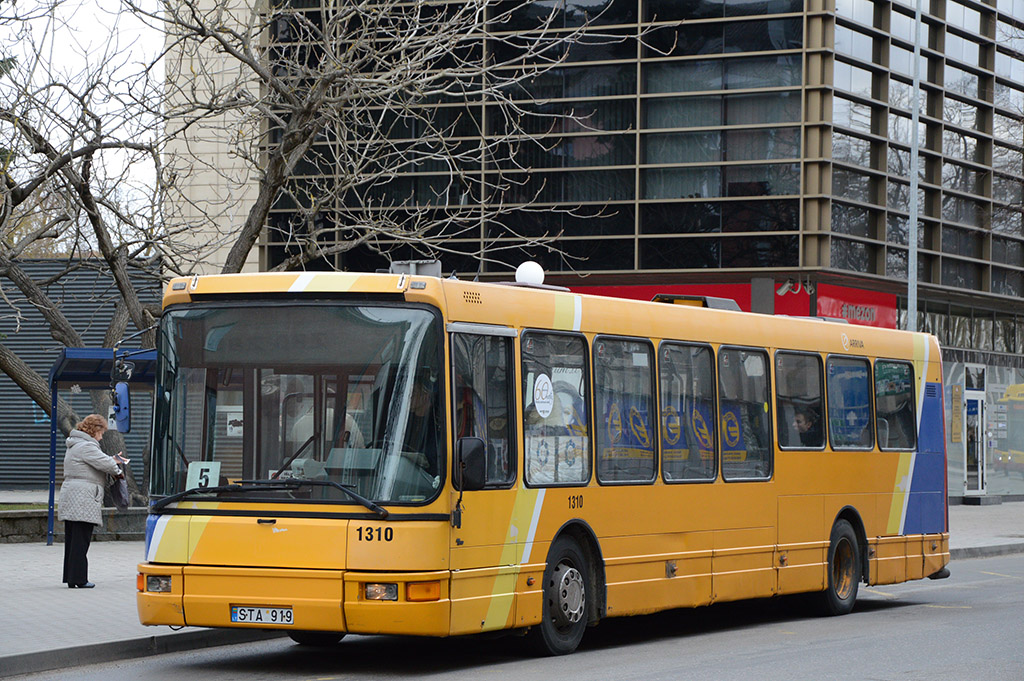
151;303;444;506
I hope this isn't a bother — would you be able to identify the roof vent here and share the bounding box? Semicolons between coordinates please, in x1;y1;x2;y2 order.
387;260;442;278
651;294;741;311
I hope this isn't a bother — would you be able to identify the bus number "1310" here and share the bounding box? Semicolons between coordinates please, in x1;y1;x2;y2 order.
568;494;584;510
357;527;394;542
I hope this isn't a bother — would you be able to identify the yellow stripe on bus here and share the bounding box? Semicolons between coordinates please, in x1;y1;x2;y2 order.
482;488;545;630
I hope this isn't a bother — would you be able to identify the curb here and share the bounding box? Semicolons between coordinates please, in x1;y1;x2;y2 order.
950;543;1024;560
0;629;286;679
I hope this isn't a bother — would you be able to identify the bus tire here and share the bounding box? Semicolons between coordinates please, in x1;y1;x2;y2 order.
818;519;861;616
287;631;345;646
529;535;589;656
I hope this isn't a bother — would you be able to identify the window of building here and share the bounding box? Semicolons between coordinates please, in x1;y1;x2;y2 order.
826;356;873;449
831;238;875;274
718;347;772;479
833;167;874;203
642;167;723;200
833;95;873;133
874;360;917;450
725;128;801;161
993;112;1023;145
834;60;874;99
522;332;591;486
944;65;980;99
452;333;516;487
947;1;982;33
776;351;825;449
941;258;982;289
832;131;873;168
890;9;930;45
659;343;717;482
836;0;874;26
721;234;798;266
835;25;874;62
993;267;1024;296
832;202;873;238
594;337;656;483
994;236;1024;266
639;235;722;269
725;163;800;196
645;95;723;128
725;92;802;124
945;33;981;68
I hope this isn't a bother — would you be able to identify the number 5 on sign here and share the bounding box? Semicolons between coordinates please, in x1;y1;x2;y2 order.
186;461;222;490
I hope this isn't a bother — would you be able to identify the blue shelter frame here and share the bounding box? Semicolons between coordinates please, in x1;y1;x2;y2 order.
46;348;156;545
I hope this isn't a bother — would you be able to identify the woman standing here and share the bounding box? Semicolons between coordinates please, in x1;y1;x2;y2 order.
58;414;125;589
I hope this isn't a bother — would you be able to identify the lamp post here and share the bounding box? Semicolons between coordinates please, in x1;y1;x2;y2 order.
907;0;924;332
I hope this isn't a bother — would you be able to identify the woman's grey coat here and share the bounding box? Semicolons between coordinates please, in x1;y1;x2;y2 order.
58;430;121;527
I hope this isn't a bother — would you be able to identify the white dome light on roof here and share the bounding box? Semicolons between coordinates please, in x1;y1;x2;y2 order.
515;261;545;286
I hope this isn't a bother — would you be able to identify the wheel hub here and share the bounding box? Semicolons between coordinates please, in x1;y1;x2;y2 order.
552;562;585;627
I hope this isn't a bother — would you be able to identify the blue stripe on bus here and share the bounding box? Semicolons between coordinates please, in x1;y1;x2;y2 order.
904;382;946;534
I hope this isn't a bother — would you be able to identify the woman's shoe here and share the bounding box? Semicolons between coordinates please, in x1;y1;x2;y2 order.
68;582;96;588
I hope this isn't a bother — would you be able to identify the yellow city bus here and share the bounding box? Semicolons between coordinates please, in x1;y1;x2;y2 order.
136;267;949;655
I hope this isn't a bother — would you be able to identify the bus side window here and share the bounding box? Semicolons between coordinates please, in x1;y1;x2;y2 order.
522;332;591;486
874;360;916;450
775;352;825;450
594;337;656;484
659;343;716;482
452;333;515;486
718;347;772;480
826;356;873;449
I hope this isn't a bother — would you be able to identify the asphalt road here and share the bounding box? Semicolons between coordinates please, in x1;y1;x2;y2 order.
16;554;1024;681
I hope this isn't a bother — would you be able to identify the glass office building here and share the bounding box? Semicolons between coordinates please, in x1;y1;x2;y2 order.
261;0;1024;497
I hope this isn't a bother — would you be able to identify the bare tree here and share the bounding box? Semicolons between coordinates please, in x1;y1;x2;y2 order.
0;0;167;501
130;0;621;274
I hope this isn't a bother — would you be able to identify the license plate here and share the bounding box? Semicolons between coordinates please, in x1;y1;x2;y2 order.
230;606;293;625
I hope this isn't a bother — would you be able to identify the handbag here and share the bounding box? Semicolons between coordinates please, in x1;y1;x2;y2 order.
109;467;130;511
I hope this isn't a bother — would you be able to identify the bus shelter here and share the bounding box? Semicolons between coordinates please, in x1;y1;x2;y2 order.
46;348;157;545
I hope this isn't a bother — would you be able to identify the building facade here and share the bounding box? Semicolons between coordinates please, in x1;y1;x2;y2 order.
0;261;159;488
179;0;1024;497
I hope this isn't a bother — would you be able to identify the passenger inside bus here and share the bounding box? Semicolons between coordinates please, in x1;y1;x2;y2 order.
792;407;823;448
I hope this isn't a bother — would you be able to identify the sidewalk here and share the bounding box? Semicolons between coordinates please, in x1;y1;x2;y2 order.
0;502;1021;678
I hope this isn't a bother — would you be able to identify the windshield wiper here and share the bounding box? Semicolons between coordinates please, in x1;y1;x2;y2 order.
239;478;389;519
151;483;245;512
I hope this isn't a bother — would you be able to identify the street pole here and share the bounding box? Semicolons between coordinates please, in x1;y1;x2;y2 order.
907;0;924;332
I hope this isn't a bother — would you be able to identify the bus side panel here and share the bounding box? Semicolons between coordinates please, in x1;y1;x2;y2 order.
711;527;777;602
449;565;519;635
871;535;908;585
601;532;713;616
903;382;947;535
777;495;826;594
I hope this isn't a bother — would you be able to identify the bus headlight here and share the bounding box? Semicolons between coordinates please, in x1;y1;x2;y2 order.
365;583;398;601
146;575;173;593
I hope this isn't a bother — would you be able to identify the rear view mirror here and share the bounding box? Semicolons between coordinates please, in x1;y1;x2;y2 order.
455;437;486;491
109;381;131;433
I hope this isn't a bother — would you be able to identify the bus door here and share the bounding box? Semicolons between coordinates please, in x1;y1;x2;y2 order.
964;365;986;496
448;326;522;634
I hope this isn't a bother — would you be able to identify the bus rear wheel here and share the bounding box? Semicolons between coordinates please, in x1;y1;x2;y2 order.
529;535;590;656
287;631;345;646
818;519;861;616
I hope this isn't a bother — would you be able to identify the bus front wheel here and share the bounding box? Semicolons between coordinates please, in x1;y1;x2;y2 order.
818;519;861;616
529;535;589;656
287;631;345;646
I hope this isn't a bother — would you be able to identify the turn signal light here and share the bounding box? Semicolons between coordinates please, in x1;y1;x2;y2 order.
406;581;441;602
